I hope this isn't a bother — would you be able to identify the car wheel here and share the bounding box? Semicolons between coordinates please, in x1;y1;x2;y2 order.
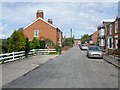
87;54;90;58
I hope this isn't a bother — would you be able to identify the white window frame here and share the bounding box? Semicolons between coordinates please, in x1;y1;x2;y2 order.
109;24;112;35
34;30;39;37
115;21;118;34
115;39;118;49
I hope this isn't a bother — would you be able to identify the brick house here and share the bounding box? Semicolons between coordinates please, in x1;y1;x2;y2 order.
106;17;119;50
74;39;81;45
22;10;62;47
104;16;120;55
97;21;111;50
118;17;120;49
91;31;98;45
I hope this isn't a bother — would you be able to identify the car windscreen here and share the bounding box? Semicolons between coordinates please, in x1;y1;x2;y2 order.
89;47;100;51
82;44;87;46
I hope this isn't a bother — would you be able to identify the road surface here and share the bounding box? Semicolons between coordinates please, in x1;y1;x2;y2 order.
3;46;118;88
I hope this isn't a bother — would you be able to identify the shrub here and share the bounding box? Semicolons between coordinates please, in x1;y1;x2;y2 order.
30;37;40;49
8;30;26;52
55;45;61;54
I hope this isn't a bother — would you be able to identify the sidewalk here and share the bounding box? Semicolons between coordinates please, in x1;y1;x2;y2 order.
103;54;120;69
1;54;58;87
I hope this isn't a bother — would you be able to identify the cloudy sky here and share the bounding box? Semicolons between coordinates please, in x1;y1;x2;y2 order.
0;1;119;39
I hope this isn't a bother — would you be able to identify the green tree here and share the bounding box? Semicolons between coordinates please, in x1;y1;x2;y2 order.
62;38;74;47
39;40;46;49
25;37;30;58
81;34;90;44
0;39;2;54
30;37;40;49
2;38;9;53
8;30;26;52
55;45;61;54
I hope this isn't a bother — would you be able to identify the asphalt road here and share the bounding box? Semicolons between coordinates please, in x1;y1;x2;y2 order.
3;46;118;88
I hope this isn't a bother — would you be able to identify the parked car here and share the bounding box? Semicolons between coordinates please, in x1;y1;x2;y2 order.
80;44;88;50
78;44;81;48
87;46;103;59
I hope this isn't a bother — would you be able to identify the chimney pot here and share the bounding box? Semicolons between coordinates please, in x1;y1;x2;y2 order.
48;19;53;24
36;10;44;19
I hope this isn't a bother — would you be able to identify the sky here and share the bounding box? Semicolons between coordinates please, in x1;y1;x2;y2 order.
0;1;119;39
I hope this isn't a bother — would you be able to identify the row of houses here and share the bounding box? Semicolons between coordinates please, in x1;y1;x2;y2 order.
90;16;120;54
20;10;63;47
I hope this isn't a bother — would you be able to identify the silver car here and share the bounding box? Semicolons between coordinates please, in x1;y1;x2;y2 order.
81;44;88;50
87;46;103;59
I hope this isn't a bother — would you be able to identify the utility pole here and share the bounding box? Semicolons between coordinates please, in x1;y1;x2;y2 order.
70;29;73;47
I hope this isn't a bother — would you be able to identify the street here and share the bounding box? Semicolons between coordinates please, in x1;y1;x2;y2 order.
3;46;118;88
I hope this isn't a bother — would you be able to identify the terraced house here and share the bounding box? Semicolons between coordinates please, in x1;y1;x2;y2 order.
106;17;119;50
22;10;62;47
98;16;120;54
97;21;111;50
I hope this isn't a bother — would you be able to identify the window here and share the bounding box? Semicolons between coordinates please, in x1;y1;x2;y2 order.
109;38;113;49
34;30;39;37
109;38;112;48
115;21;118;33
109;24;112;35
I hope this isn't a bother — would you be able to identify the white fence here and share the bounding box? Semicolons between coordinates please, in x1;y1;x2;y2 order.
0;49;57;63
36;49;57;54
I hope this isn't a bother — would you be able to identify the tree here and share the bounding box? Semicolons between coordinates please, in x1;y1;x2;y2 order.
55;45;61;54
62;38;74;47
2;38;9;53
8;30;26;52
25;37;30;58
0;39;2;54
30;37;40;49
81;34;90;44
39;40;46;49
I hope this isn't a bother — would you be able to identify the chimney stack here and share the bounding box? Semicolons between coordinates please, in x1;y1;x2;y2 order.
36;10;44;19
48;19;53;24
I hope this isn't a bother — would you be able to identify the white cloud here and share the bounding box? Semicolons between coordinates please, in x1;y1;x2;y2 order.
1;2;118;39
0;24;8;39
1;0;120;2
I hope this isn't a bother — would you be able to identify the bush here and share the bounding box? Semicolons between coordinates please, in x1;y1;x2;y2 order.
30;37;40;49
55;45;61;53
25;38;30;58
90;43;95;45
8;30;26;52
39;40;46;49
114;49;120;56
62;38;74;47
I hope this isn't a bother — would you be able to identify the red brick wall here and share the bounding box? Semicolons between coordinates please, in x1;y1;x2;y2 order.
107;25;109;36
112;23;115;48
118;18;120;48
23;19;57;45
91;31;98;44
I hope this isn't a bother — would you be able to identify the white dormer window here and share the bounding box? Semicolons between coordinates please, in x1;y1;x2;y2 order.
34;30;39;37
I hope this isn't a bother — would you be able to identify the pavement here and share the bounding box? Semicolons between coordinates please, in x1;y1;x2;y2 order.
1;54;58;87
103;54;120;69
3;46;118;88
